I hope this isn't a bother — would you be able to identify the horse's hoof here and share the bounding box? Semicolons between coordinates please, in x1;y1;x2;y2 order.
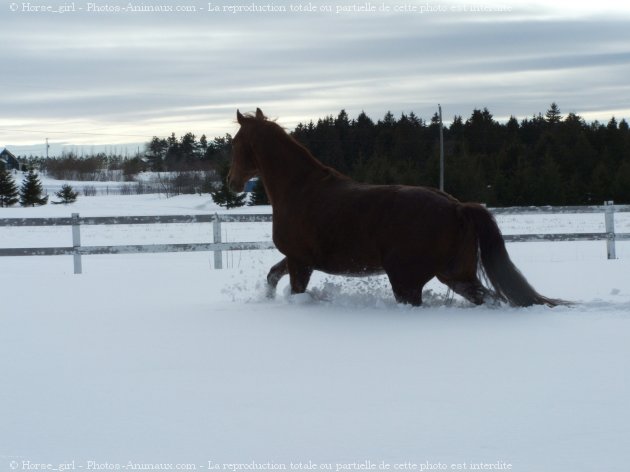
266;285;276;299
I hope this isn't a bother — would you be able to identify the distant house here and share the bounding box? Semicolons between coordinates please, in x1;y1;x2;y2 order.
0;148;20;171
244;177;258;192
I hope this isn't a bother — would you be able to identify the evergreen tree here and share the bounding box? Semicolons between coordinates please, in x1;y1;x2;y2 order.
204;134;232;162
534;153;565;205
53;184;79;204
612;160;630;202
197;134;209;160
545;102;562;124
122;156;144;180
464;108;501;155
164;132;181;169
145;136;168;171
248;178;270;206
210;163;246;209
0;167;19;207
179;132;197;162
19;169;48;207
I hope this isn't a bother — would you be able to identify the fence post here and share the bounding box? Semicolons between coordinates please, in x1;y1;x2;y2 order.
72;213;83;274
213;213;223;269
604;201;616;260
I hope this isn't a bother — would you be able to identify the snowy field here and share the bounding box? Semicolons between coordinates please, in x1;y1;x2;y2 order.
1;193;629;472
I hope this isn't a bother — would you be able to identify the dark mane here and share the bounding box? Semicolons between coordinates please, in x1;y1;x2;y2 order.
244;110;347;179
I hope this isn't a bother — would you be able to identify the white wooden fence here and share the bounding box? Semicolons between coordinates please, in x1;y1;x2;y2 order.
0;213;274;274
494;201;630;260
0;202;629;274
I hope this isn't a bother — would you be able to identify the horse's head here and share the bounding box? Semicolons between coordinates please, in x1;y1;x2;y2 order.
228;108;267;192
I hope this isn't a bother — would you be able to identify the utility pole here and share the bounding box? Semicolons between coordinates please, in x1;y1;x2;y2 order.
46;138;50;159
438;104;444;191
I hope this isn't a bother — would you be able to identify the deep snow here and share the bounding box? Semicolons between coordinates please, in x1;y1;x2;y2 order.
1;193;629;472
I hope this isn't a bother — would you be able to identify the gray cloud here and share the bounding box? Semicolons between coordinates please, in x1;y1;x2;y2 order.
2;0;630;153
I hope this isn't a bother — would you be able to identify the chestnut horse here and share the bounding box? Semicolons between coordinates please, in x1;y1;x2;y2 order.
228;108;560;307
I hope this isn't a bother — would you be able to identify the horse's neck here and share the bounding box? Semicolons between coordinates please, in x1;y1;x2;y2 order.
257;139;330;205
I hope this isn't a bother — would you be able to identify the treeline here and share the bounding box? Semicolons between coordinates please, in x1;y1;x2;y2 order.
17;103;630;206
143;133;232;172
37;152;132;181
21;134;233;195
292;104;630;205
25;132;233;181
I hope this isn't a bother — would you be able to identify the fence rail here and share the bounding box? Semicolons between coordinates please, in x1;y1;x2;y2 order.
492;201;630;259
0;212;274;273
488;204;630;215
0;203;628;274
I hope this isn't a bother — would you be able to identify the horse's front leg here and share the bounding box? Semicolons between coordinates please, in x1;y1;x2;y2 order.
266;257;289;298
287;258;313;294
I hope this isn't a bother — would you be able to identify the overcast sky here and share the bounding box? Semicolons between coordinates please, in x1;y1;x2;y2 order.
2;0;630;156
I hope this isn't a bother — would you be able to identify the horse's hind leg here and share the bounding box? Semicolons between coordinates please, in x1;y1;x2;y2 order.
384;257;435;306
436;235;492;305
389;279;424;306
453;281;490;305
437;275;491;306
266;257;288;298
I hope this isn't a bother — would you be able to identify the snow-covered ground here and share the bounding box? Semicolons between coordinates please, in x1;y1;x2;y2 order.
1;193;629;472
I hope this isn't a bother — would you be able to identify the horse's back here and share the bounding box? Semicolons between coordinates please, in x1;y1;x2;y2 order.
321;180;461;232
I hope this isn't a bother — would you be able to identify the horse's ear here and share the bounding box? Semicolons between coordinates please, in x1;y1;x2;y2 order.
237;109;245;125
255;108;267;121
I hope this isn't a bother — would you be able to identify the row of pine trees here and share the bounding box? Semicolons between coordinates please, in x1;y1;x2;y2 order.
0;168;78;207
6;103;630;207
0;168;48;207
290;103;630;206
206;103;630;208
137;103;630;207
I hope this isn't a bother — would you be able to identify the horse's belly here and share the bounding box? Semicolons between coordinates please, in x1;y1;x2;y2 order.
319;266;385;277
313;249;383;276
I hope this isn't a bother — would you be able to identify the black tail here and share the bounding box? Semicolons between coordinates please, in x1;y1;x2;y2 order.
462;203;563;307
